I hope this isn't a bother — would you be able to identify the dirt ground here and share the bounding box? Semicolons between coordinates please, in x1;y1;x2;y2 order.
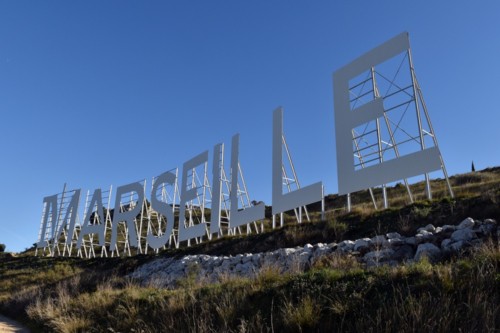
0;314;30;333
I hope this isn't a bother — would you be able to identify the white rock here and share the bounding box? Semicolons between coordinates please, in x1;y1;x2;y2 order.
451;228;476;242
304;243;314;250
404;237;417;246
441;225;456;232
338;240;355;251
235;262;254;275
386;232;402;239
313;247;331;258
441;238;452;249
282;248;298;256
449;240;465;251
388;238;405;246
371;235;388;247
415;232;434;244
299;251;311;263
414;243;441;262
417;230;433;236
417;224;436;233
242;253;253;264
392;245;414;261
457;217;475;230
484;219;497;224
252;253;261;264
354;238;372;251
479;223;496;235
363;249;395;262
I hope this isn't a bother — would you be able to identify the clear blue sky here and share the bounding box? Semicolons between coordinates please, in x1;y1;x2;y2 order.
1;1;499;252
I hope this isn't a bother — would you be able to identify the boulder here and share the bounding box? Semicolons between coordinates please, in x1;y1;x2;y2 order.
386;232;402;239
457;217;475;230
388;238;405;246
415;243;441;262
404;237;417;246
451;228;476;242
392;245;414;261
371;235;388;247
338;240;355;252
449;240;466;252
441;225;456;232
303;243;314;250
415;231;434;244
417;224;436;233
441;238;452;250
363;248;395;263
479;223;496;235
354;238;372;252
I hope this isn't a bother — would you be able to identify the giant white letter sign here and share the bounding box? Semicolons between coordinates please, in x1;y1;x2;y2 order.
36;194;59;248
209;143;223;235
77;188;106;249
178;151;209;243
229;134;265;228
110;182;144;251
146;171;177;249
333;32;442;195
272;107;323;215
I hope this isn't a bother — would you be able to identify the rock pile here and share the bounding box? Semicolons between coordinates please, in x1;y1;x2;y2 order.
129;217;498;288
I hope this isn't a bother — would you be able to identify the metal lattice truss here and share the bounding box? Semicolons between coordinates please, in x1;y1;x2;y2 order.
35;184;82;257
272;133;312;228
36;153;263;258
345;38;453;209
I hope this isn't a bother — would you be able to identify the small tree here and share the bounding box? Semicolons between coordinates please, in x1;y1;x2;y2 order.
0;244;5;252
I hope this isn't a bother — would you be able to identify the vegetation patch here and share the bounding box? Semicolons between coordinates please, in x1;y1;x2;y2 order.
0;168;499;332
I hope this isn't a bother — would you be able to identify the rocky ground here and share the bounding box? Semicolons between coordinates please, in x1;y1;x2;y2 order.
130;217;499;288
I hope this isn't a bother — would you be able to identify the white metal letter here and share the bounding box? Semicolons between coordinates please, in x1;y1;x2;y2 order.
333;32;442;195
110;182;144;251
229;134;265;228
76;188;106;249
147;171;177;249
178;151;209;243
272;108;323;214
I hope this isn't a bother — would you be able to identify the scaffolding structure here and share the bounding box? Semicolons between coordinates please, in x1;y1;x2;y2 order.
77;186;113;258
146;168;180;252
35;184;82;257
272;133;314;228
345;38;453;211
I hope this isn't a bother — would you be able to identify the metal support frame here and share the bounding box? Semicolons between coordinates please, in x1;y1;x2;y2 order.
110;180;147;257
77;185;113;258
36;183;83;257
274;133;311;226
220;159;261;236
345;37;453;211
146;168;180;251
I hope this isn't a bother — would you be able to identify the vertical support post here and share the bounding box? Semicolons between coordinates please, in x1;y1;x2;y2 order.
321;185;325;221
371;67;388;209
347;193;351;212
408;49;432;200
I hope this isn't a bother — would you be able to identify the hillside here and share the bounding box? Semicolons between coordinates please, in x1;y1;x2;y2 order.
0;167;499;332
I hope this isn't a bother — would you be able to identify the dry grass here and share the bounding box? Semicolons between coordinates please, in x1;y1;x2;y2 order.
0;167;499;332
3;240;496;332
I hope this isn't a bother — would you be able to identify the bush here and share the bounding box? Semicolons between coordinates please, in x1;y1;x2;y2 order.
0;244;5;252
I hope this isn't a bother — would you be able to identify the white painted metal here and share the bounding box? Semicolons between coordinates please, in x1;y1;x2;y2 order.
272;107;323;226
333;31;453;209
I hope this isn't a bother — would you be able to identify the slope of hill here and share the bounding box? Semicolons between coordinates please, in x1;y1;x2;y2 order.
0;168;499;332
